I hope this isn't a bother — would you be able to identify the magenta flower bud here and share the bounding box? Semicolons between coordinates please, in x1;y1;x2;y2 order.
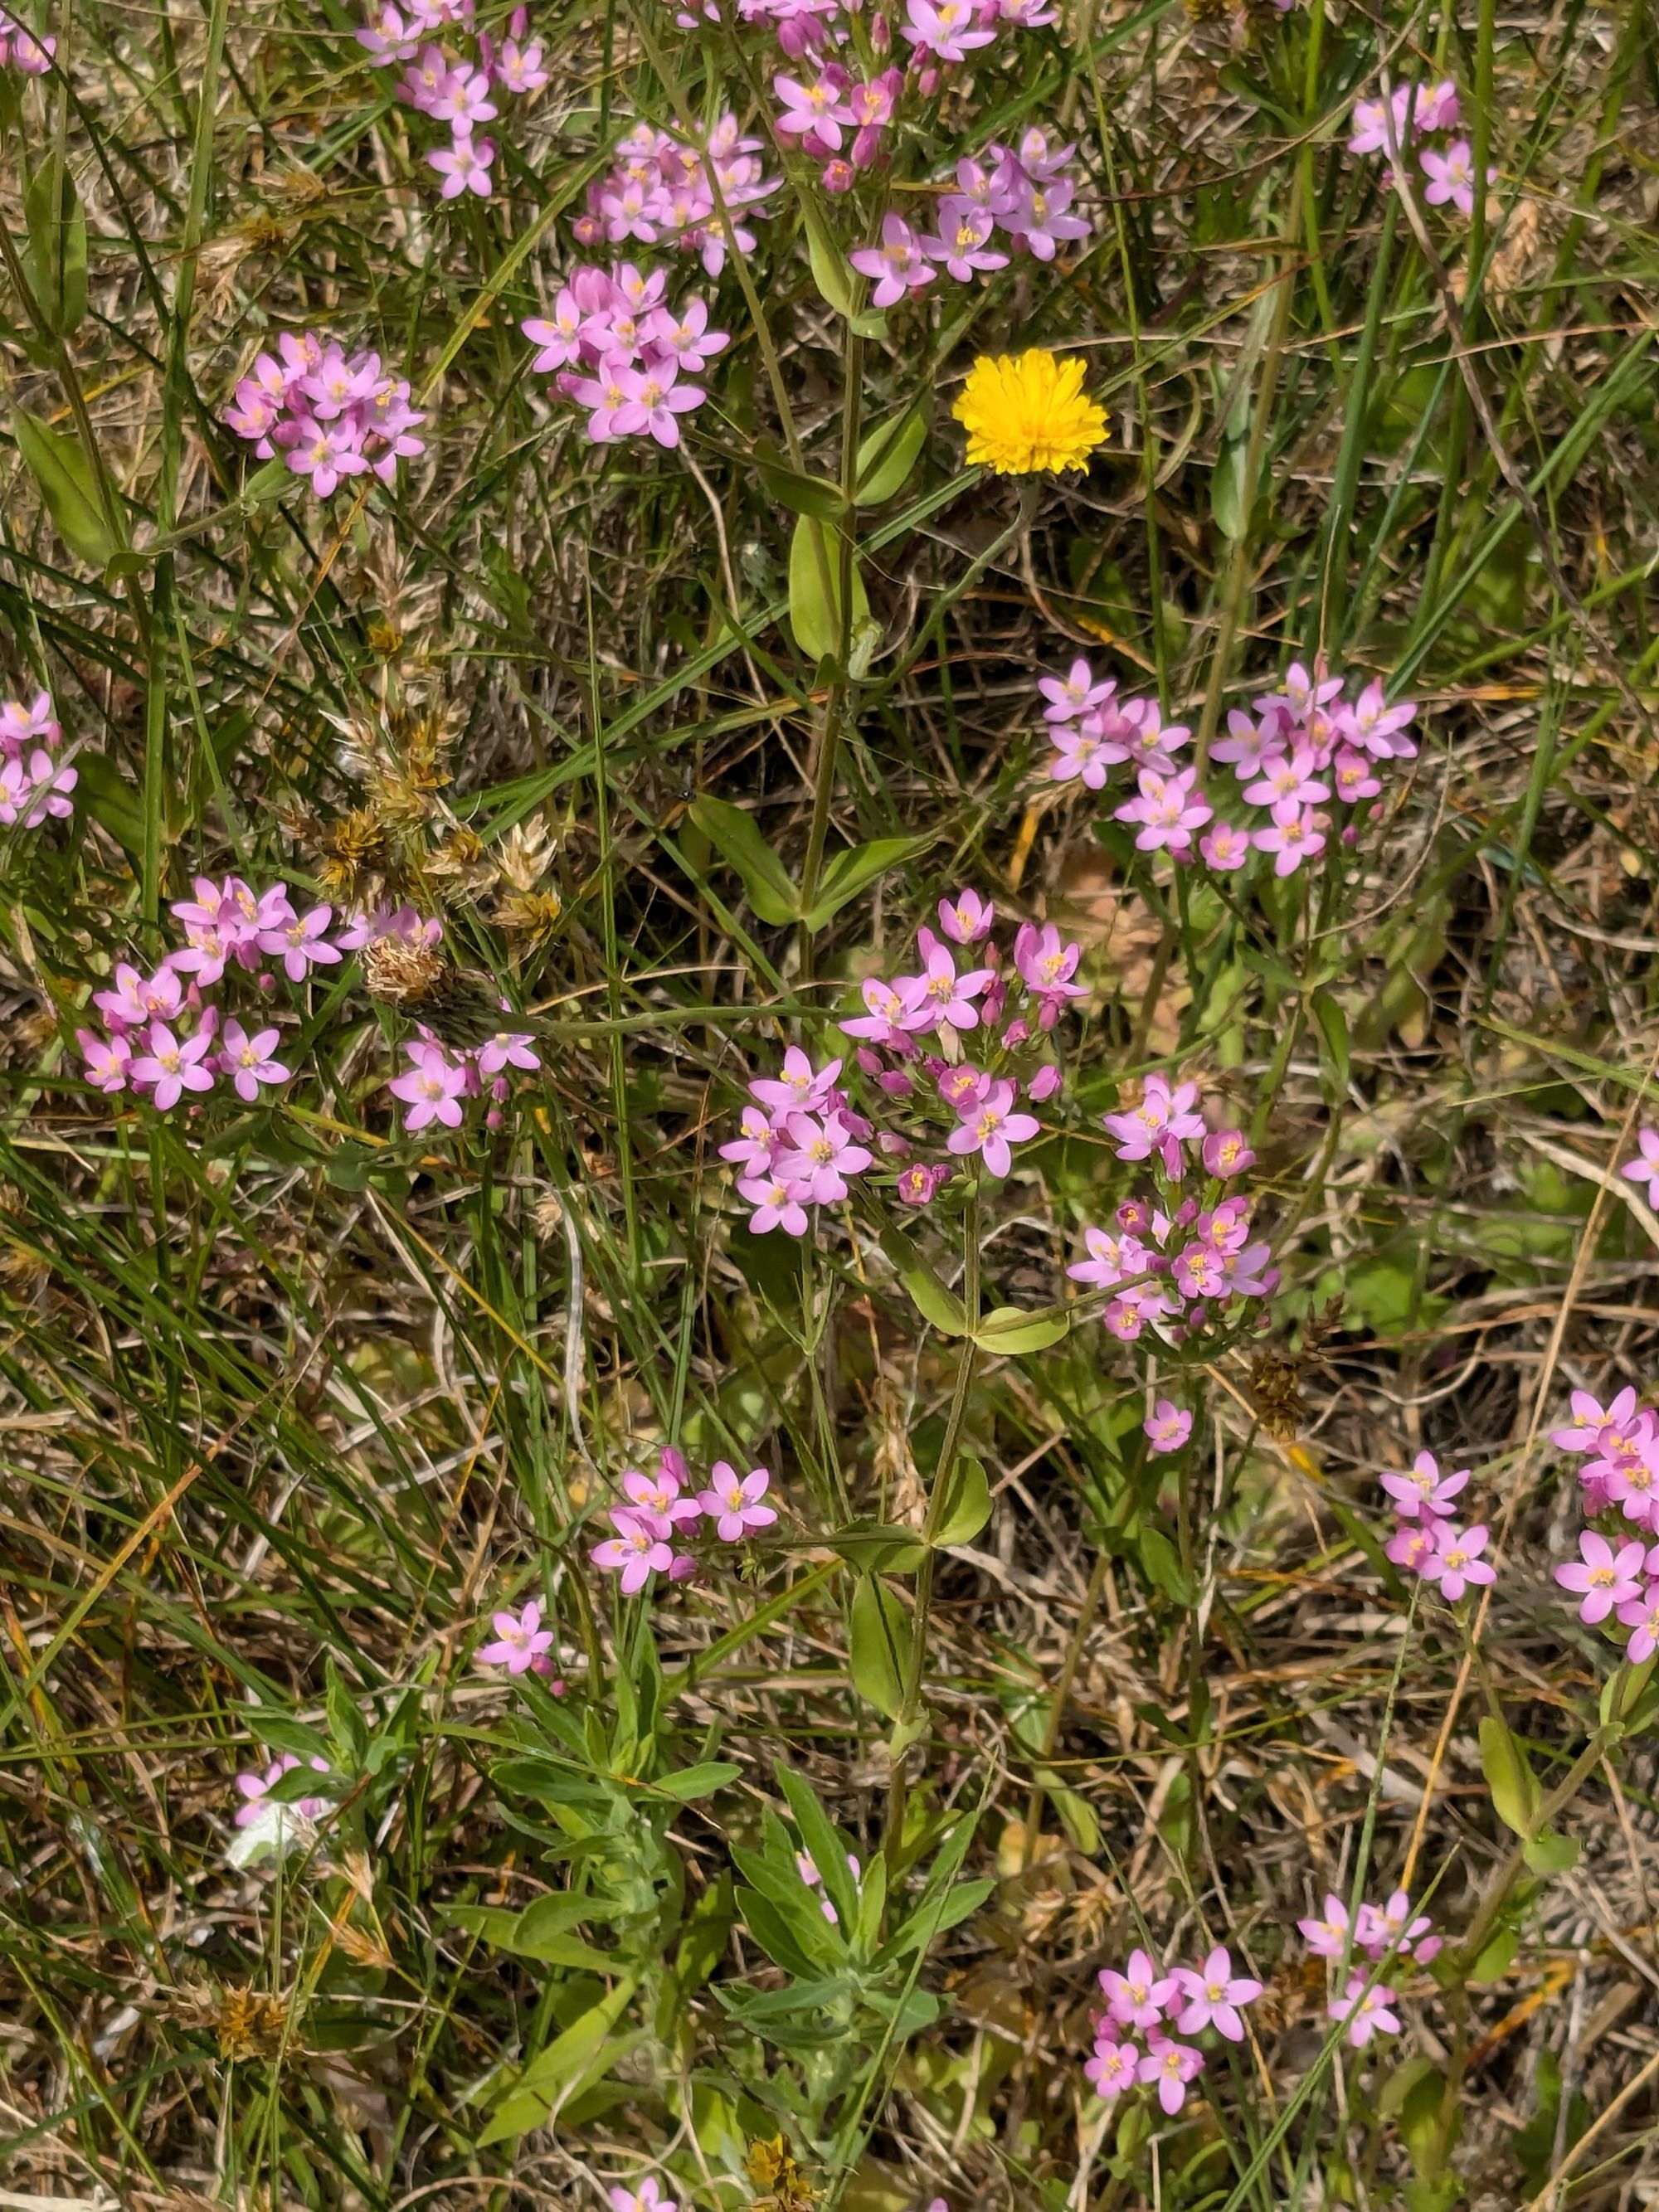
572;213;603;246
922;1054;948;1079
871;11;890;46
877;1129;911;1156
1341;823;1359;846
855;1046;882;1075
1003;1017;1030;1048
1202;1129;1254;1178
917;62;939;92
1027;1063;1063;1102
821;158;856;192
877;1068;914;1096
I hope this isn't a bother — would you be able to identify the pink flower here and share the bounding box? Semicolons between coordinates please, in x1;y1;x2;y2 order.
234;1752;330;1826
1136;2036;1204;2114
1618;1582;1659;1664
1170;1946;1262;2042
1340;680;1417;760
1212;710;1284;777
1357;1889;1438;1963
279;417;369;497
1418;1520;1495;1602
772;1109;873;1203
752;1046;842;1113
79;1029;132;1094
129;1022;216;1111
1039;658;1114;722
898;931;994;1033
614;359;703;448
946;1077;1039;1179
388;1038;469;1131
850;212;935;307
1048;722;1113;789
1385;1521;1437;1576
1329;1972;1399;2049
1623;1130;1659;1191
1068;1224;1155;1291
621;1461;703;1527
1099;1949;1175;2032
738;1172;810;1236
606;2179;677;2212
899;0;995;57
1145;1400;1191;1454
1379;1450;1469;1521
1102;1072;1205;1178
257;903;340;981
1420;140;1490;218
1253;800;1327;877
1552;1384;1641;1454
591;1505;675;1593
896;1161;951;1206
1084;2036;1139;2099
1199;821;1252;870
922;202;1008;283
938;888;995;944
773;69;854;147
1026;1063;1063;1104
1012;922;1085;1005
698;1461;776;1540
1243;747;1330;809
1297;1893;1352;1957
478;1029;540;1077
429;134;495;197
1563;1528;1654;1625
431;63;498;131
1202;1129;1253;1177
643;298;728;373
220;1020;291;1103
1116;766;1212;857
478;1599;556;1673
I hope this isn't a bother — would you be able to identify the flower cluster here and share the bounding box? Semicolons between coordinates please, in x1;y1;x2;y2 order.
1043;656;1418;880
587;1446;777;1597
522;262;727;449
0;7;53;70
1300;1885;1441;2049
388;1022;541;1137
850;130;1087;295
727;895;1076;1237
1087;1944;1262;2113
572;115;780;276
1347;78;1491;220
1067;1076;1274;1344
228;1749;334;1867
75;875;353;1110
224;333;425;498
1550;1377;1659;1660
1379;1450;1496;1599
1;689;75;829
234;1750;331;1829
358;0;548;200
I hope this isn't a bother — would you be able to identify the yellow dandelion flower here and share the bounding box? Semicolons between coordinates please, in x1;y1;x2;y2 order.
951;348;1108;476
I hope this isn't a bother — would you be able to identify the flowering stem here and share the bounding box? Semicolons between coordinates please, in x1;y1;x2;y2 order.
883;1184;982;1865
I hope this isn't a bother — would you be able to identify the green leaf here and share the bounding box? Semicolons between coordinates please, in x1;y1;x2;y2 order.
651;1759;742;1801
13;407;116;566
481;1977;637;2140
971;1303;1069;1354
1522;1827;1579;1875
1478;1714;1541;1838
787;513;868;668
755;442;845;523
849;1573;911;1719
876;1223;967;1335
241;455;294;507
800;198;855;316
775;1762;859;1931
25;160;87;336
1469;1923;1518;1984
687;795;797;926
1211;434;1249;540
324;1660;368;1767
1052;1787;1101;1855
803;834;933;932
71;749;145;863
854;406;928;505
825;1520;928;1574
934;1456;991;1549
1310;987;1350;1100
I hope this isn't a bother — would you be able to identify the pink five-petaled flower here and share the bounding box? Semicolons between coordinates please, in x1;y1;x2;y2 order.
614;360;703;449
258;903;340;980
898;930;994;1033
1617;1581;1659;1665
698;1461;776;1541
1357;1889;1440;1963
946;1078;1039;1179
850;212;935;309
429;134;495;198
1623;1129;1659;1191
1418;1520;1495;1602
1116;766;1212;857
130;1022;216;1111
773;70;854;148
606;2180;677;2212
1171;1946;1262;2043
1253;800;1327;877
1098;1948;1175;2032
1385;1521;1437;1576
772;1109;872;1204
1555;1529;1647;1625
1144;1400;1192;1455
1039;658;1115;722
1297;1893;1352;1958
220;1020;291;1104
1379;1449;1470;1521
1136;2037;1204;2115
752;1045;842;1113
839;977;909;1048
234;1753;330;1827
1550;1384;1642;1455
738;1172;810;1237
1203;1129;1254;1177
1420;140;1490;218
621;1464;703;1527
389;1039;469;1132
79;1029;132;1094
1330;1972;1399;2049
478;1599;556;1675
900;0;995;58
1102;1072;1205;1179
591;1505;675;1593
1013;921;1086;1006
938;888;994;944
1084;2037;1139;2099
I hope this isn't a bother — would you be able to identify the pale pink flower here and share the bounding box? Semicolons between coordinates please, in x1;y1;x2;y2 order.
220;1020;291;1103
129;1022;216;1110
1297;1893;1351;1957
478;1599;556;1673
1084;2037;1139;2099
1418;1520;1495;1602
946;1078;1039;1179
1330;1972;1399;2048
1379;1449;1469;1521
234;1751;330;1826
79;1029;132;1094
1623;1130;1659;1191
1618;1582;1659;1664
1170;1946;1262;2042
389;1039;469;1131
1556;1530;1647;1625
429;134;495;197
591;1505;674;1593
1099;1948;1175;2032
1137;2036;1204;2114
699;1461;776;1540
1145;1400;1191;1454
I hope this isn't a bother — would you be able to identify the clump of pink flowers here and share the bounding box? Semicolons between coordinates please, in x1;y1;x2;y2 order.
1550;1378;1659;1660
358;0;548;200
234;1750;331;1828
572;115;779;276
387;1018;541;1139
1041;654;1417;881
0;689;76;829
1300;1884;1440;2049
1067;1077;1275;1345
224;333;425;497
725;892;1077;1239
1347;78;1492;221
587;1446;778;1597
856;129;1087;295
1379;1449;1496;1601
522;262;727;450
1086;1942;1262;2113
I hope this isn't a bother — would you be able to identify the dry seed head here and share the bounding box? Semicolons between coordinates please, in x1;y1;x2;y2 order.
361;933;450;1007
495;812;557;893
494;887;564;950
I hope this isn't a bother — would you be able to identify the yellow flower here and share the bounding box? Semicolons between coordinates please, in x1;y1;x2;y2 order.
951;348;1108;476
